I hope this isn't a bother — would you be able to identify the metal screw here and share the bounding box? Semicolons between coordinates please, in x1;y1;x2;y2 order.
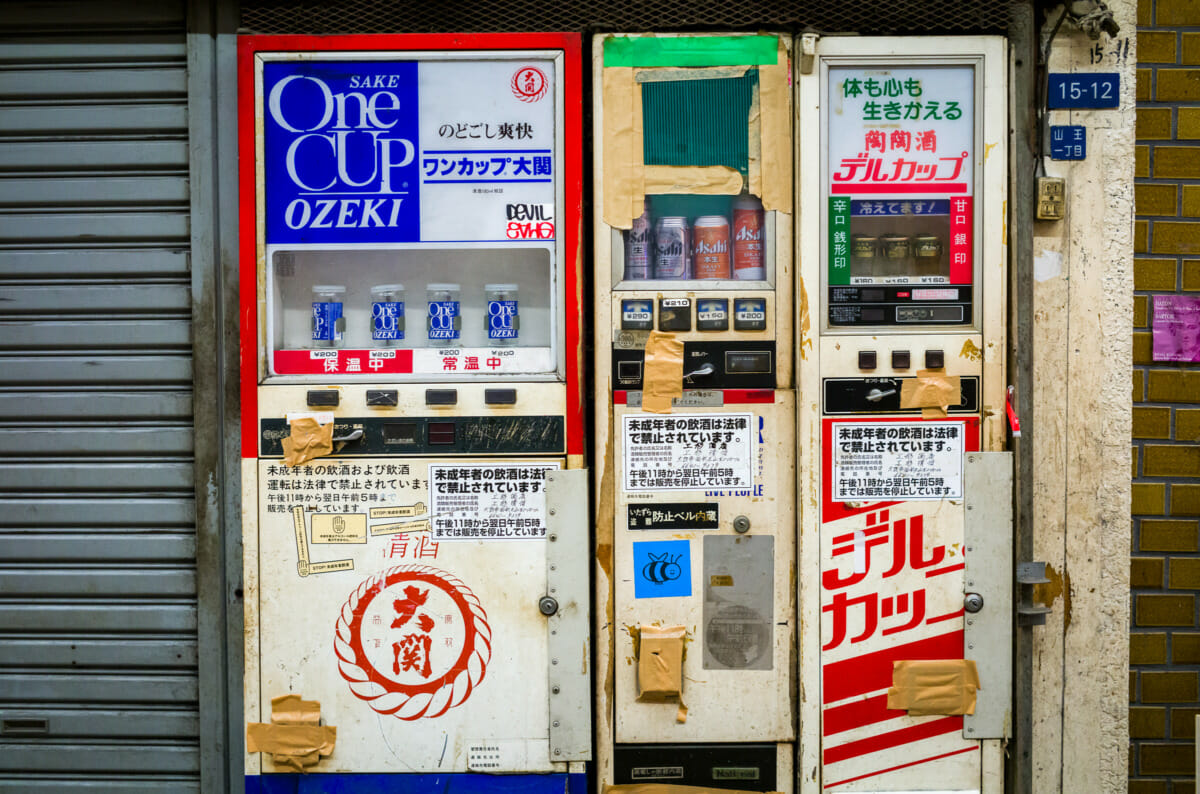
555;749;562;756
552;658;558;665
549;534;557;542
552;685;560;694
553;721;560;727
550;564;556;571
549;508;557;515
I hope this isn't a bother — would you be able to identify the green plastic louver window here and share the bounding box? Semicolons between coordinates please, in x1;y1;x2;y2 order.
641;71;756;177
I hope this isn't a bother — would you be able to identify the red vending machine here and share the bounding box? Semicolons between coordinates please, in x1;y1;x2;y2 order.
237;32;588;793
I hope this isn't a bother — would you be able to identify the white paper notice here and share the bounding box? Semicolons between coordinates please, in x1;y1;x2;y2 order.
832;421;964;501
622;413;754;492
429;463;561;540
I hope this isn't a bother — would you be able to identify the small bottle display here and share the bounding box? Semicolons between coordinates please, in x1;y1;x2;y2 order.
913;235;943;276
625;201;654;280
693;215;731;279
426;283;461;346
485;283;520;346
311;284;345;348
731;193;765;280
654;216;690;279
880;234;910;277
370;284;405;347
851;234;878;277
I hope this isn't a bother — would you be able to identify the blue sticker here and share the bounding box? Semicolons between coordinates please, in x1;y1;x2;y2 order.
262;61;422;245
1049;125;1086;161
633;539;692;599
1047;73;1119;109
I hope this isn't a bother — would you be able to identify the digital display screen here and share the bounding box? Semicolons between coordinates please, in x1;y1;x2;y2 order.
726;351;772;373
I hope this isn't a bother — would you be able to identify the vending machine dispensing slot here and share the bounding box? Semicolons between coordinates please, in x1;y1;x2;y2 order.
593;32;796;792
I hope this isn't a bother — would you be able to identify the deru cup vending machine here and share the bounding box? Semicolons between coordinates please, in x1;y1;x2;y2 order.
592;33;797;792
237;33;588;793
796;37;1013;792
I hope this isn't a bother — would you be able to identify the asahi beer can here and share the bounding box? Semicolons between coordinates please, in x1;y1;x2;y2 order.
311;284;345;348
654;217;690;280
625;202;653;280
370;284;405;346
732;194;765;280
485;283;519;345
693;215;731;280
426;283;461;346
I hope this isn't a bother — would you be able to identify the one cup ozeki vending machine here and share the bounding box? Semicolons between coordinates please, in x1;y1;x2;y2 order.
238;32;589;793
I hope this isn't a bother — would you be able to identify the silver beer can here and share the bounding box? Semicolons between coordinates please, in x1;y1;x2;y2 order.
654;216;690;280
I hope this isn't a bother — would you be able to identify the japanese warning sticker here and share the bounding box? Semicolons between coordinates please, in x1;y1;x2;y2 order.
429;463;560;540
622;413;754;492
831;421;963;501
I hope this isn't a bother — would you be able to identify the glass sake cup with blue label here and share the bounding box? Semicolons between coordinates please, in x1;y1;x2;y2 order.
426;283;461;346
311;285;345;348
370;284;405;347
485;283;519;346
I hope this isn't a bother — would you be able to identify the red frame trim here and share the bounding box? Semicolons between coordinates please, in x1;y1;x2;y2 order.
237;33;584;459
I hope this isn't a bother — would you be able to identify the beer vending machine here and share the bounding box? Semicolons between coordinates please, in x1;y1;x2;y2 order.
796;38;1013;792
592;33;797;791
237;34;589;792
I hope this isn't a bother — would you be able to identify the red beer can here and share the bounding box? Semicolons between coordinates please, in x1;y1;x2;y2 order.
732;193;765;280
693;215;731;279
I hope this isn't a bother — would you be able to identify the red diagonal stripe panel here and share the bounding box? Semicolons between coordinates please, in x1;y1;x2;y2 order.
822;630;963;704
823;694;904;736
823;715;963;765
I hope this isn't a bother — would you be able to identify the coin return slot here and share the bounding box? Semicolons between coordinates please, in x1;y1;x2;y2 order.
429;421;456;445
725;351;772;374
382;422;420;445
618;361;643;380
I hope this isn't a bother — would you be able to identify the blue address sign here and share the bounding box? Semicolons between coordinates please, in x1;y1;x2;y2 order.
1047;72;1119;109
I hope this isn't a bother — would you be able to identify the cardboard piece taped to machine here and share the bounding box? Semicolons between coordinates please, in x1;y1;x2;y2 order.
886;659;980;716
637;624;686;700
899;370;961;419
281;416;334;467
245;693;337;773
641;331;684;413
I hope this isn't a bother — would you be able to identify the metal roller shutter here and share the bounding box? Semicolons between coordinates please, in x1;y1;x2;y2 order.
0;1;200;791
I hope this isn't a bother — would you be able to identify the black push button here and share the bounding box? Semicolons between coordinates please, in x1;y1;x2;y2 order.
696;299;729;331
858;350;877;370
306;389;339;407
658;298;692;331
428;421;456;445
892;350;911;370
426;389;457;406
485;388;517;405
366;389;398;407
733;298;767;331
925;349;945;369
621;299;654;331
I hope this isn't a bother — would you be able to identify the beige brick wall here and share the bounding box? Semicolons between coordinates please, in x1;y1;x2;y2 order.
1133;0;1200;789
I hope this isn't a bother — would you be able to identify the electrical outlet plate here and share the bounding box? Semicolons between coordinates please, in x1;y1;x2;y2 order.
1036;176;1066;221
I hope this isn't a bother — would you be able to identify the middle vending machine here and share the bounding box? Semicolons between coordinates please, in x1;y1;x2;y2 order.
592;33;797;791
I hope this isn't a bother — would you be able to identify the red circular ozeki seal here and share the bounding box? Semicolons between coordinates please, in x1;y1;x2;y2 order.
511;66;548;103
335;565;490;720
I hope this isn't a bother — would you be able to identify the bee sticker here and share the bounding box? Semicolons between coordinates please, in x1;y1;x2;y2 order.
633;539;692;599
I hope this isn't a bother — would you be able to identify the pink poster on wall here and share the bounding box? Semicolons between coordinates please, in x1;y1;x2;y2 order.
1153;295;1200;362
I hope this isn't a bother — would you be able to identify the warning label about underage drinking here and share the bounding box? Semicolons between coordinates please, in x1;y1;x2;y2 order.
832;421;963;501
622;413;753;492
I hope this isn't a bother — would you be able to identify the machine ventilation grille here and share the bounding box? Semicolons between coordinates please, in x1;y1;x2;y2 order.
240;0;1013;37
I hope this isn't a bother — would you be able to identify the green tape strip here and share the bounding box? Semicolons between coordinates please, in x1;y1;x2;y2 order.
603;35;778;68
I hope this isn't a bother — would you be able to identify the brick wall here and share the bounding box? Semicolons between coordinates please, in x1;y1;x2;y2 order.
1132;0;1200;791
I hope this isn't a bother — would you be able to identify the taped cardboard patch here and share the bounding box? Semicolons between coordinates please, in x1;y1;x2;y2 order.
899;369;961;418
246;693;336;773
886;659;980;716
282;416;333;467
757;37;791;213
602;65;641;229
637;624;685;699
641;331;683;413
643;165;743;195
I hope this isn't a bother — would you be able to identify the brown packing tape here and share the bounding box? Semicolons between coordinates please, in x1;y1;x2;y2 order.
631;69;646;226
635;65;752;83
246;723;337;758
271;693;320;725
757;37;792;214
643;165;744;195
604;786;784;794
637;624;685;700
602;66;639;229
886;659;981;716
282;417;334;467
641;331;683;414
899;370;962;412
746;83;762;201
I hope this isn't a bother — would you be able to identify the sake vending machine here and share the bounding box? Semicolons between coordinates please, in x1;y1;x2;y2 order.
795;37;1013;792
237;33;589;793
592;33;796;791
